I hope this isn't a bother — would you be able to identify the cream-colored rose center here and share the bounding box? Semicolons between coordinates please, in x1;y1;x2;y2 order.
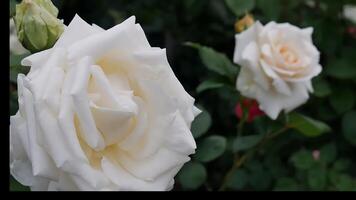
278;45;299;65
74;55;145;170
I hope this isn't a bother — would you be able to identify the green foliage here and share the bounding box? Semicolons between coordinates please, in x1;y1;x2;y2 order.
247;161;272;190
10;0;17;17
329;87;355;114
186;42;238;81
194;135;227;162
232;134;263;153
274;177;299;191
326;58;356;80
312;77;332;98
332;159;351;172
290;149;315;170
190;106;212;138
226;169;248;190
319;143;337;164
287;113;331;137
342;111;356;146
177;162;207;190
10;176;30;191
10;54;30;83
225;0;255;17
288;147;355;191
307;167;327;190
256;0;281;20
196;79;225;93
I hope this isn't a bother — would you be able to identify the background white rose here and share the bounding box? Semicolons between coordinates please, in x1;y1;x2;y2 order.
10;18;29;55
343;5;356;24
10;14;200;191
234;21;322;119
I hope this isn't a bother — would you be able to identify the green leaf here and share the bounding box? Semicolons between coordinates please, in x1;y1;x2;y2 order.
10;53;30;68
245;159;263;172
248;167;272;190
191;107;212;139
177;162;207;190
286;0;301;9
307;167;327;190
225;0;255;17
256;0;281;20
194;135;227;162
328;169;340;186
342;111;356;146
10;0;17;17
334;174;355;191
226;169;248;190
183;0;206;18
287;113;331;137
196;79;225;93
329;88;355;114
319;143;337;164
274;177;300;191
185;42;238;80
264;156;288;179
10;176;30;191
329;172;355;191
326;59;356;80
10;53;30;83
290;149;315;170
317;104;337;121
332;159;351;172
232;134;263;153
312;77;332;98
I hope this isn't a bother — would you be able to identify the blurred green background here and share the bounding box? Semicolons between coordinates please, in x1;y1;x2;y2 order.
10;0;356;191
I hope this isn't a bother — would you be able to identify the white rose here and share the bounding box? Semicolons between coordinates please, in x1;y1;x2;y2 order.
343;5;356;24
10;14;200;191
234;21;322;119
10;18;29;55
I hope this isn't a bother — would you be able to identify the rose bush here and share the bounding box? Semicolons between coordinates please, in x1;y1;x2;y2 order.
234;21;322;119
10;0;356;191
10;14;199;191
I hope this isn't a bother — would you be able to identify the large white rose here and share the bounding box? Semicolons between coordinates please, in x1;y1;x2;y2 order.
234;21;322;119
10;14;200;191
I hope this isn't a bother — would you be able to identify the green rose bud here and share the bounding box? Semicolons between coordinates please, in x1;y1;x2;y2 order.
14;0;64;53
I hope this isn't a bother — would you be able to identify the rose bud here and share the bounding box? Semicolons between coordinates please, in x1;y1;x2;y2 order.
312;150;320;161
14;0;64;53
234;14;254;33
235;99;264;123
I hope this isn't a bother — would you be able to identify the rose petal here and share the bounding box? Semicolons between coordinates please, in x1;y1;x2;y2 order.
101;157;182;191
70;57;105;151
